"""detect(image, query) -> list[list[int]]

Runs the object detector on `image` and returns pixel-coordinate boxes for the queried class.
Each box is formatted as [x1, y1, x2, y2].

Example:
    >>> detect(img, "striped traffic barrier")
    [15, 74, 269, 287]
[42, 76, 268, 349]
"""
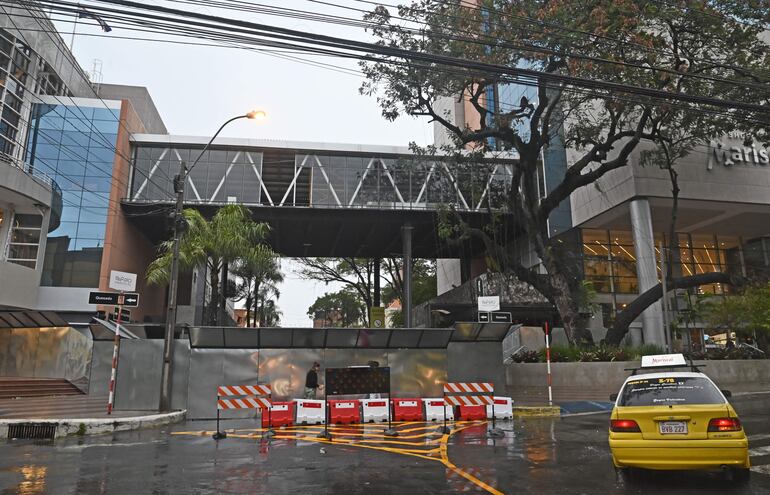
[214, 384, 272, 440]
[442, 382, 501, 436]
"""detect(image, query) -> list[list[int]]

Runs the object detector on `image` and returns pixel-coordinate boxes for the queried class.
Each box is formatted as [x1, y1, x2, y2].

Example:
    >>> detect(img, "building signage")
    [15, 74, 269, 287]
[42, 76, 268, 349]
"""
[478, 311, 512, 323]
[369, 306, 386, 328]
[109, 270, 137, 292]
[89, 291, 140, 307]
[707, 140, 770, 170]
[477, 296, 500, 312]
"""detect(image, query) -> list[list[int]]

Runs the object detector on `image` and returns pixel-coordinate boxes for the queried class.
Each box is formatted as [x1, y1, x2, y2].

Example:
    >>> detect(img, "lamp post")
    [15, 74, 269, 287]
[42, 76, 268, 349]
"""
[159, 110, 266, 412]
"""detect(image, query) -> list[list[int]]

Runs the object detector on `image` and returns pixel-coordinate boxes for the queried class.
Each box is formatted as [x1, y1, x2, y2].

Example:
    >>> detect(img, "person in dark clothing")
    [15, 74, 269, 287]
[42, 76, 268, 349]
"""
[304, 362, 321, 399]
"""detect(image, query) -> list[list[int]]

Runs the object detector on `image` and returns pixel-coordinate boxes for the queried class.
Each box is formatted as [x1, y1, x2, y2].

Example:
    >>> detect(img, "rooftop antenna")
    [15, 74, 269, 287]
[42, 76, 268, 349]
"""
[90, 59, 103, 94]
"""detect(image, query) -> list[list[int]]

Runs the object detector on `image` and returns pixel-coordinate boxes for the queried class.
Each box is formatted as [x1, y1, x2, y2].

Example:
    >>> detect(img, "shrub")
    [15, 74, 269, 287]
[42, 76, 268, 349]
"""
[512, 349, 540, 363]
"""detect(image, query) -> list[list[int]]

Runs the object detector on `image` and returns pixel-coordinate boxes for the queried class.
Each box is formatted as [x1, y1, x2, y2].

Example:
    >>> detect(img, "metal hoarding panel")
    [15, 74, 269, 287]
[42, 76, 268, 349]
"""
[323, 349, 389, 370]
[259, 328, 292, 348]
[0, 329, 11, 375]
[292, 328, 325, 348]
[189, 327, 225, 347]
[447, 342, 507, 395]
[220, 349, 261, 420]
[187, 348, 226, 419]
[258, 349, 324, 402]
[64, 327, 93, 392]
[451, 322, 482, 341]
[114, 340, 164, 411]
[356, 329, 390, 348]
[171, 340, 191, 411]
[33, 327, 69, 379]
[325, 328, 359, 348]
[8, 328, 39, 377]
[223, 328, 260, 348]
[89, 341, 115, 397]
[388, 330, 421, 348]
[387, 349, 446, 398]
[417, 329, 453, 348]
[476, 323, 514, 341]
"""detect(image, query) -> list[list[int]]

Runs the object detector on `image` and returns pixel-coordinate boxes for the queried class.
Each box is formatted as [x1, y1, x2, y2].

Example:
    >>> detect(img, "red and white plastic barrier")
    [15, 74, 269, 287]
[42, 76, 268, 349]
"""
[328, 399, 361, 424]
[262, 401, 295, 428]
[361, 399, 389, 423]
[457, 404, 487, 420]
[392, 398, 424, 421]
[423, 398, 455, 421]
[294, 399, 326, 425]
[485, 397, 513, 420]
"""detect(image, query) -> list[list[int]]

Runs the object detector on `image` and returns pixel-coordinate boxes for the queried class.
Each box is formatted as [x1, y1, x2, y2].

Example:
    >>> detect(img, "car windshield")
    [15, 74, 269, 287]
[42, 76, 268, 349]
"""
[619, 376, 725, 406]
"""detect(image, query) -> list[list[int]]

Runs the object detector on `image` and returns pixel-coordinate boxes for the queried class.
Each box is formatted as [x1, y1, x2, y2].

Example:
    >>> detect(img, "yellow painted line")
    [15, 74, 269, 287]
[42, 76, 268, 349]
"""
[438, 424, 505, 495]
[272, 434, 441, 463]
[285, 434, 441, 450]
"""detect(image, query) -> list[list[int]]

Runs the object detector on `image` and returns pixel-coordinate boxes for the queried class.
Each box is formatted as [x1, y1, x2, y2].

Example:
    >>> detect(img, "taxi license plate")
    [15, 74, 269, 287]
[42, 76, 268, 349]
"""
[659, 421, 688, 434]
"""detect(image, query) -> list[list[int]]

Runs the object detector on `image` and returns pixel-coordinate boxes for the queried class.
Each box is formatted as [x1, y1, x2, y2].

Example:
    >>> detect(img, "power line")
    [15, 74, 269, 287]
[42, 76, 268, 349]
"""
[35, 0, 768, 115]
[25, 1, 770, 131]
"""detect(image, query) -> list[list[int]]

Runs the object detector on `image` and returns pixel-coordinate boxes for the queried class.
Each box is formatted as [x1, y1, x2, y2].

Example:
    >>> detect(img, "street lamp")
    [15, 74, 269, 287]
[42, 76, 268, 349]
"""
[159, 110, 265, 412]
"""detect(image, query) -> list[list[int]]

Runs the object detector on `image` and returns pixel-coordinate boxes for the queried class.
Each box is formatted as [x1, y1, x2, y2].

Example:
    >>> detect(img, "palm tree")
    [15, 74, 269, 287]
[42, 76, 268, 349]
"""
[232, 244, 284, 327]
[146, 205, 270, 325]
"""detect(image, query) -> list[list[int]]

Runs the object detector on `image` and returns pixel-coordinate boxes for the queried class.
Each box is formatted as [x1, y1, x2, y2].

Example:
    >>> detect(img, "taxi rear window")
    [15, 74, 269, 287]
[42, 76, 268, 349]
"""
[619, 377, 725, 406]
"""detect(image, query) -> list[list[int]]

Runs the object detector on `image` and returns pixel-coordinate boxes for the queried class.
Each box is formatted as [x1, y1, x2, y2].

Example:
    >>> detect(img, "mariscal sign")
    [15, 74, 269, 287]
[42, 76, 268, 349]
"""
[707, 140, 770, 170]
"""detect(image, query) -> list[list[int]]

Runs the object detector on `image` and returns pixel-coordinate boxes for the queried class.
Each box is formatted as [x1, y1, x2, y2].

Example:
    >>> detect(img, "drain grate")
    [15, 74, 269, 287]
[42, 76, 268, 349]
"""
[7, 423, 57, 440]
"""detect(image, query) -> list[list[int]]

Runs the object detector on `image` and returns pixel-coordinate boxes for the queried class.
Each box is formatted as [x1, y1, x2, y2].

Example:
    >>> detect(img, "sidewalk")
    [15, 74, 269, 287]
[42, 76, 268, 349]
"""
[0, 395, 185, 438]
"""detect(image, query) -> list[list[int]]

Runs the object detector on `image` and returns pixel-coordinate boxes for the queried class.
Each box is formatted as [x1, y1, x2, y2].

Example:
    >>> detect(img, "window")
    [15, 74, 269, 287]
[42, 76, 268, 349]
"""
[6, 213, 42, 269]
[619, 376, 725, 407]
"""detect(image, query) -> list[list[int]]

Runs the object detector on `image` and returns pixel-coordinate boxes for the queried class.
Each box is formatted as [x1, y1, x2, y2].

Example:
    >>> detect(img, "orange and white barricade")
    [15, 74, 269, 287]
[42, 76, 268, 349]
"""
[485, 396, 513, 420]
[294, 399, 326, 425]
[215, 384, 271, 439]
[443, 382, 495, 430]
[361, 398, 389, 423]
[422, 398, 455, 421]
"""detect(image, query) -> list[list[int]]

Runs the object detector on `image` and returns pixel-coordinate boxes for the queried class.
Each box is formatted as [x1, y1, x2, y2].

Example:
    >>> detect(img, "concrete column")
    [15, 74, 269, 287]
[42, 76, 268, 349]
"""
[629, 198, 665, 346]
[402, 223, 413, 328]
[374, 258, 381, 307]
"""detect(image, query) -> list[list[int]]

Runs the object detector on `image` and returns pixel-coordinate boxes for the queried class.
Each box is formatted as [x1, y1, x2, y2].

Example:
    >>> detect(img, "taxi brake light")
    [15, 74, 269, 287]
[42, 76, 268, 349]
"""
[708, 418, 741, 432]
[610, 419, 641, 433]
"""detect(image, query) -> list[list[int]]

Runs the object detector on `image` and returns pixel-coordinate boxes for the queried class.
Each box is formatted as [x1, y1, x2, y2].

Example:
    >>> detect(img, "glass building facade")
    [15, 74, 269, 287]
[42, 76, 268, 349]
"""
[25, 98, 119, 287]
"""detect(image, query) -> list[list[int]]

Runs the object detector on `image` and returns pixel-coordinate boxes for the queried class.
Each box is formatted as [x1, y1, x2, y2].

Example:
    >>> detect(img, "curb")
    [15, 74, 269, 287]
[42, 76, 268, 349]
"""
[0, 410, 187, 439]
[511, 406, 561, 417]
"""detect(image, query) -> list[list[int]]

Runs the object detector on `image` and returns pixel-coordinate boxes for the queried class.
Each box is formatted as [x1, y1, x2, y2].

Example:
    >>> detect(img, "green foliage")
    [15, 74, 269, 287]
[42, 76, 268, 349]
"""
[76, 423, 87, 436]
[307, 287, 366, 327]
[146, 205, 272, 325]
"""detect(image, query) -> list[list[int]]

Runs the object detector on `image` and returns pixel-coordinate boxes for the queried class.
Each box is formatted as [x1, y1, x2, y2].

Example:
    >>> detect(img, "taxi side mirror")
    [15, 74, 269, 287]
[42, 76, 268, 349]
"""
[609, 393, 618, 402]
[721, 389, 732, 398]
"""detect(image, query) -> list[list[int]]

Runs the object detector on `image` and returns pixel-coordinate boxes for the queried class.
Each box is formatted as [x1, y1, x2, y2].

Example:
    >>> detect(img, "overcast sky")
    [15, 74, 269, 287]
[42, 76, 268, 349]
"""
[57, 0, 433, 326]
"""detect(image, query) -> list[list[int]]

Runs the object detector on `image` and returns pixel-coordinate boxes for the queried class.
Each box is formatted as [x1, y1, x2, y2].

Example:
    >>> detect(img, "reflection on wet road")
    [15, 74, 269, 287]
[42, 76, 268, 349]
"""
[0, 395, 769, 494]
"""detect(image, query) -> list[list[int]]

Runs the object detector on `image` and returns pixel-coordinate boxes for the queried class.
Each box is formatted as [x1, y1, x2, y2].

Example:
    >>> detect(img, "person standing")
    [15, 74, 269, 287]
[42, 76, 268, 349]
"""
[304, 362, 321, 399]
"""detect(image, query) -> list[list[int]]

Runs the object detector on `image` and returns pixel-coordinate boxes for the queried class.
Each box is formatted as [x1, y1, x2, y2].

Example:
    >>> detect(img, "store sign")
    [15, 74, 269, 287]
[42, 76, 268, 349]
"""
[707, 140, 770, 170]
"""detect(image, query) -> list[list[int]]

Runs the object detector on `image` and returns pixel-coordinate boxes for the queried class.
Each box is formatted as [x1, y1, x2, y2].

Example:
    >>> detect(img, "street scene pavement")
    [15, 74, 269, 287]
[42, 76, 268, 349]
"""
[0, 394, 768, 494]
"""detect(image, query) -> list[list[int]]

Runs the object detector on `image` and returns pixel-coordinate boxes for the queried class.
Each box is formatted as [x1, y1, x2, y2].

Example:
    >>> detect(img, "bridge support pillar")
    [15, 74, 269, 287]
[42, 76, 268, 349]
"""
[374, 258, 381, 307]
[402, 223, 413, 328]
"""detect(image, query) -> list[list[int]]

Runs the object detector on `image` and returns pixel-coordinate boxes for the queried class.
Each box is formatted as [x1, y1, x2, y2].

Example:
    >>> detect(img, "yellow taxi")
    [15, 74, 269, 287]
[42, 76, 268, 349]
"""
[608, 353, 750, 482]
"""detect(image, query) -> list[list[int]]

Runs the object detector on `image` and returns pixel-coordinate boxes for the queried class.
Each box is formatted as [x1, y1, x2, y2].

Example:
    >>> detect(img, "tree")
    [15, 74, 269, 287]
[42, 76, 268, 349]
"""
[699, 283, 770, 351]
[146, 205, 270, 325]
[307, 288, 367, 327]
[297, 258, 378, 326]
[361, 1, 769, 344]
[297, 257, 437, 327]
[232, 244, 284, 327]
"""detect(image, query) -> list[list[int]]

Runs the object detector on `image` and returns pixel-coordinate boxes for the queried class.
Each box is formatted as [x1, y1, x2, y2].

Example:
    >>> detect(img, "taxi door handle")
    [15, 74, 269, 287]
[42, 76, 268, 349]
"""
[653, 416, 691, 421]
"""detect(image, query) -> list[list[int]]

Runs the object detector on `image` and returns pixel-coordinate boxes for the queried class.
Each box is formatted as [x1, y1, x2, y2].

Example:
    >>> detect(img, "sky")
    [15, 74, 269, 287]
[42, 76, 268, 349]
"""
[56, 0, 434, 326]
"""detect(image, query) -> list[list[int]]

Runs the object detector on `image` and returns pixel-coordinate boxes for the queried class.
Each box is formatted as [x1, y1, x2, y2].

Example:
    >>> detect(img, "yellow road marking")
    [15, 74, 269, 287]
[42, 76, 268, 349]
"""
[172, 420, 504, 494]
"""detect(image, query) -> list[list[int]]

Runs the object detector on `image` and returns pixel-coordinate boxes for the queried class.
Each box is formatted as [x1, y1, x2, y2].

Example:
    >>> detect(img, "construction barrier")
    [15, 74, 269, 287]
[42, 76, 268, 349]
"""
[423, 398, 455, 422]
[262, 401, 295, 428]
[328, 399, 361, 424]
[294, 399, 326, 425]
[443, 382, 496, 430]
[485, 396, 514, 420]
[214, 384, 271, 439]
[457, 404, 487, 420]
[361, 399, 390, 423]
[392, 398, 424, 421]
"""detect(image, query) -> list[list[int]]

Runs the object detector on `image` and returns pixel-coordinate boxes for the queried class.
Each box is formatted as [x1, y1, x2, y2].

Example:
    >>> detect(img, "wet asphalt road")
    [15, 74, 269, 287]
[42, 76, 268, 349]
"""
[0, 394, 769, 494]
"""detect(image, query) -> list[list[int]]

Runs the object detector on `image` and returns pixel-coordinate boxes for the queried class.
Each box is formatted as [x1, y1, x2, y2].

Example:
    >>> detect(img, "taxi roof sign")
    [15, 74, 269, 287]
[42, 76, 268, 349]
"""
[640, 353, 687, 368]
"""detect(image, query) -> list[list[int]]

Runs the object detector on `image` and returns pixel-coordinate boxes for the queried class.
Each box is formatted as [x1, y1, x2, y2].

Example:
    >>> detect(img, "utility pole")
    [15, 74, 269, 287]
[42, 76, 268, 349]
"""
[159, 161, 187, 412]
[157, 110, 264, 412]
